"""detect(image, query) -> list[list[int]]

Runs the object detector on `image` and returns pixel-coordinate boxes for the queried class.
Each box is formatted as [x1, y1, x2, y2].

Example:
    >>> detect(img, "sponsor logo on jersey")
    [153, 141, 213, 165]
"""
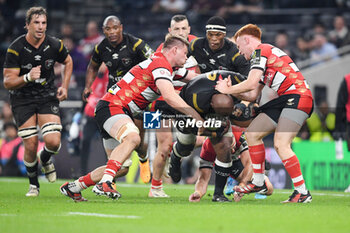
[209, 59, 216, 65]
[43, 45, 50, 52]
[119, 45, 127, 51]
[112, 53, 119, 59]
[122, 58, 132, 66]
[34, 55, 41, 61]
[21, 64, 33, 70]
[24, 47, 32, 53]
[45, 59, 54, 69]
[217, 53, 225, 58]
[251, 49, 261, 65]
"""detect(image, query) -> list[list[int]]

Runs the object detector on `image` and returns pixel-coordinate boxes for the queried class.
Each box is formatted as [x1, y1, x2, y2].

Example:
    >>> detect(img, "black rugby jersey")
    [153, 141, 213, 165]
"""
[188, 37, 250, 76]
[4, 34, 69, 100]
[180, 70, 246, 117]
[91, 33, 153, 90]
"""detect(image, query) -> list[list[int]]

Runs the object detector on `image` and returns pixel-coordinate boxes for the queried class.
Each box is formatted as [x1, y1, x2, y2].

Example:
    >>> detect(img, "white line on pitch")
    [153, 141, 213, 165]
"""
[67, 212, 141, 219]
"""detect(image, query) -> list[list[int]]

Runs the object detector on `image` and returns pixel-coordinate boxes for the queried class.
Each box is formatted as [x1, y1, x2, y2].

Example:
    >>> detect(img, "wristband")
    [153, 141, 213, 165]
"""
[23, 73, 32, 83]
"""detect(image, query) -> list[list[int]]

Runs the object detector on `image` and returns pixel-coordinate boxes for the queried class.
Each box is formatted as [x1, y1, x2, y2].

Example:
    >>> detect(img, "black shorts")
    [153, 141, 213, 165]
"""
[94, 100, 132, 140]
[257, 94, 314, 124]
[10, 97, 60, 127]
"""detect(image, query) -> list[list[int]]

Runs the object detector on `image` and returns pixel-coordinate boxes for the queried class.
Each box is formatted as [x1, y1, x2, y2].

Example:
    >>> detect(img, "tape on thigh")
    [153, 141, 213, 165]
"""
[18, 126, 38, 139]
[41, 122, 62, 136]
[115, 122, 140, 143]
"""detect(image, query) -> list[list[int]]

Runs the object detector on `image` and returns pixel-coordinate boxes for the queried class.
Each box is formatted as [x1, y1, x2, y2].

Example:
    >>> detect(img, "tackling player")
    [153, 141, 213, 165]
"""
[189, 126, 273, 202]
[216, 24, 313, 203]
[149, 14, 199, 198]
[60, 34, 203, 201]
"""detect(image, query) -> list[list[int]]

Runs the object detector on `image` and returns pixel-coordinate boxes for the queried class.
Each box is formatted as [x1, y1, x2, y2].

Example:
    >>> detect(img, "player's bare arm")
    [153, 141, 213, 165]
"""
[237, 150, 253, 185]
[216, 69, 262, 95]
[82, 60, 100, 101]
[3, 65, 41, 90]
[156, 79, 204, 123]
[189, 168, 211, 202]
[57, 54, 73, 101]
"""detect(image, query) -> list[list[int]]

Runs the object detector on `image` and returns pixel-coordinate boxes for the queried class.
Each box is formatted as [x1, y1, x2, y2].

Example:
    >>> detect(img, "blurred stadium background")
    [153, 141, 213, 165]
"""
[1, 0, 350, 191]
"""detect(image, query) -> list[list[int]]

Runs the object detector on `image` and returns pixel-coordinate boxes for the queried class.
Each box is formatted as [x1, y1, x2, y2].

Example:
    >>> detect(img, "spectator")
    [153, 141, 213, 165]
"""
[0, 122, 23, 176]
[329, 15, 350, 48]
[62, 37, 88, 90]
[190, 0, 222, 16]
[217, 0, 263, 18]
[152, 0, 187, 13]
[78, 20, 104, 60]
[310, 33, 339, 66]
[306, 100, 335, 142]
[294, 36, 311, 63]
[274, 30, 295, 59]
[60, 22, 74, 40]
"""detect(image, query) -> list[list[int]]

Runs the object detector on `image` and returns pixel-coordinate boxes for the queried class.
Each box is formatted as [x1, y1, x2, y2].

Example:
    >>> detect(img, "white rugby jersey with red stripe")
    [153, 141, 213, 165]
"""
[101, 51, 188, 115]
[251, 43, 312, 97]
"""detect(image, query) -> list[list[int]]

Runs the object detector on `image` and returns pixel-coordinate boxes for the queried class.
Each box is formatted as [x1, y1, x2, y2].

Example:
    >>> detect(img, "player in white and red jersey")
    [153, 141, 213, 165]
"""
[60, 34, 204, 201]
[189, 126, 273, 202]
[149, 15, 201, 198]
[216, 24, 313, 203]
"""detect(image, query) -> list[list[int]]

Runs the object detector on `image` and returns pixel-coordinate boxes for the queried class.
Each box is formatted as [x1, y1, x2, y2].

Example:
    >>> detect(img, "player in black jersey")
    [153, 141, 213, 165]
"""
[78, 15, 154, 185]
[169, 70, 247, 201]
[188, 16, 250, 76]
[83, 15, 153, 97]
[81, 16, 153, 183]
[3, 7, 73, 197]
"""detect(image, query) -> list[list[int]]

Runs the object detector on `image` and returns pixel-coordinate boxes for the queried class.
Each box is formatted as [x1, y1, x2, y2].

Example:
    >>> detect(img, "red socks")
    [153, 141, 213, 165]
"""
[282, 155, 305, 187]
[249, 143, 266, 174]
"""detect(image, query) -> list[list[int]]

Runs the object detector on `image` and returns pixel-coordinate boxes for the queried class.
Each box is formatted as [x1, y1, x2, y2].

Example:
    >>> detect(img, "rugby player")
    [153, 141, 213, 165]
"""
[3, 7, 73, 196]
[216, 24, 313, 203]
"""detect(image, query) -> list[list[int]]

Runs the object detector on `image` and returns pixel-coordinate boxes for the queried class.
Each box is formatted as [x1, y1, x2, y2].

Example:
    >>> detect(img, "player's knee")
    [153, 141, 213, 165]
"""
[173, 132, 196, 158]
[123, 133, 141, 148]
[273, 138, 290, 155]
[158, 141, 173, 156]
[44, 135, 61, 150]
[173, 141, 195, 158]
[116, 122, 140, 143]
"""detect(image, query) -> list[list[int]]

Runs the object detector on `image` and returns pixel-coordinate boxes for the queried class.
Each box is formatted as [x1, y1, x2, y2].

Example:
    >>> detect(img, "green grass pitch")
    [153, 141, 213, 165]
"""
[1, 177, 349, 233]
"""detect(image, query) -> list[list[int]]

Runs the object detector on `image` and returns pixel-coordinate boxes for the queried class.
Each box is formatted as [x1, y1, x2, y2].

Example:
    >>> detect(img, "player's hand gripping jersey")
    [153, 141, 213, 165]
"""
[180, 70, 246, 118]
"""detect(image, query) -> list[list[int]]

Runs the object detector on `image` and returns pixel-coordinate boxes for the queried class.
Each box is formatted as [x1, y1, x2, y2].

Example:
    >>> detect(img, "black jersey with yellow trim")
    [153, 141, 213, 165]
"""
[188, 37, 250, 76]
[179, 70, 246, 118]
[4, 34, 69, 100]
[91, 33, 153, 90]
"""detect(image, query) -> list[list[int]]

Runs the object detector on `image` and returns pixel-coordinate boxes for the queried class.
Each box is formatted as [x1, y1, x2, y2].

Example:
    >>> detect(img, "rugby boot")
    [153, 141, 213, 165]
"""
[60, 182, 87, 202]
[281, 190, 312, 203]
